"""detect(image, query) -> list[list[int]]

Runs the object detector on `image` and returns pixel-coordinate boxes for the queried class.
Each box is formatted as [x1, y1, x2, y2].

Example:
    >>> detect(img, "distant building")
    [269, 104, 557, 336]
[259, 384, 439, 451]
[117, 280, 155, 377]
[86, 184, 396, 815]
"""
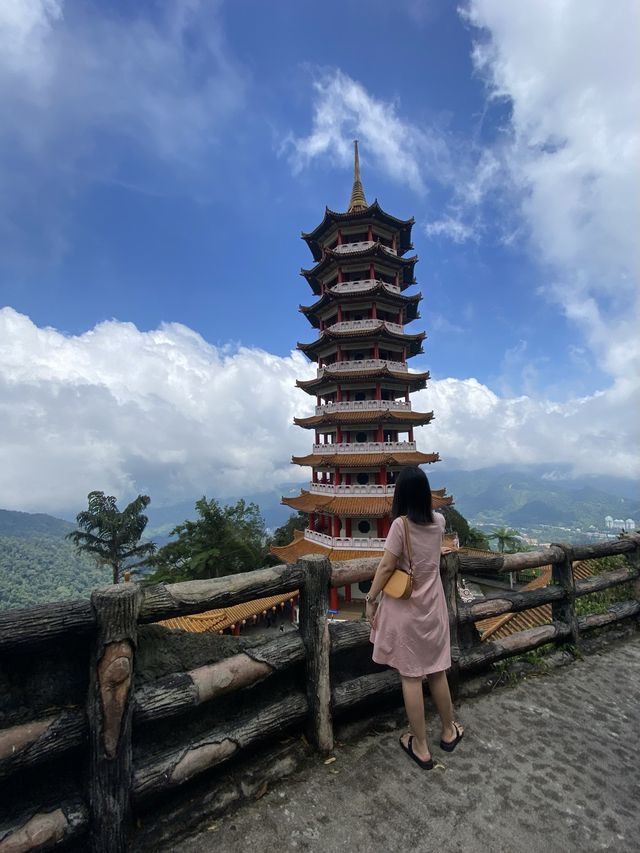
[604, 515, 614, 529]
[624, 518, 636, 531]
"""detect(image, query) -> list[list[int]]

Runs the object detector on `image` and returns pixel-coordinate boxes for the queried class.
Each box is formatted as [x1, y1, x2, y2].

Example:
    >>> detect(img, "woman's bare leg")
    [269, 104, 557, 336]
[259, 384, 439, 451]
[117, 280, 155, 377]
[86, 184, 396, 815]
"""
[400, 675, 430, 761]
[426, 670, 463, 743]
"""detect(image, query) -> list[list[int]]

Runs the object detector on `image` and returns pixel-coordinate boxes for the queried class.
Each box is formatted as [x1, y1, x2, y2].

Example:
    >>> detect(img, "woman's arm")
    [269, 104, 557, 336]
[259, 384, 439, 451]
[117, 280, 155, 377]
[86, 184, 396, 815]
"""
[365, 549, 397, 622]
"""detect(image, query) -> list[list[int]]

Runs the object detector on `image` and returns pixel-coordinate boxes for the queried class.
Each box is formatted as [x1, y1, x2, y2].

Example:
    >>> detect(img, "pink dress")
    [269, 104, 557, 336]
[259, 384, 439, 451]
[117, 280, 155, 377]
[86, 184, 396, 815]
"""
[370, 513, 451, 677]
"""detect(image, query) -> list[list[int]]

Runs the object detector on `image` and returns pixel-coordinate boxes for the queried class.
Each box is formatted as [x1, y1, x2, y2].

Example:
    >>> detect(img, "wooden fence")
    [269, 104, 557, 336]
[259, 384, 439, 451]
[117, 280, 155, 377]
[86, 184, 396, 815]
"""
[0, 534, 638, 852]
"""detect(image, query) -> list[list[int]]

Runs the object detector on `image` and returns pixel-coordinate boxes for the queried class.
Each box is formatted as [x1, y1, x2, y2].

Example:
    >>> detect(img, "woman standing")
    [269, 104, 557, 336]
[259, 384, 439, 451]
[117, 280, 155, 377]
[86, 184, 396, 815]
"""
[366, 466, 464, 769]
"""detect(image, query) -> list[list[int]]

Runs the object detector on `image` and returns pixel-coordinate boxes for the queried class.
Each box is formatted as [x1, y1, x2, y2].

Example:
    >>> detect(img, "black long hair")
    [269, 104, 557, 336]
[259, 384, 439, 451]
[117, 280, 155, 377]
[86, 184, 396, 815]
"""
[391, 466, 434, 524]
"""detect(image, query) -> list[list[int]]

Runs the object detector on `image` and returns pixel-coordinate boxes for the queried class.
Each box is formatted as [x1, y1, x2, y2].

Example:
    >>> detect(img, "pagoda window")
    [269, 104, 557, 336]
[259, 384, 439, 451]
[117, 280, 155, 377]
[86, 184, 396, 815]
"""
[354, 391, 366, 401]
[355, 431, 368, 443]
[358, 520, 371, 534]
[354, 351, 365, 360]
[381, 389, 392, 400]
[356, 473, 369, 485]
[387, 470, 397, 484]
[383, 430, 396, 442]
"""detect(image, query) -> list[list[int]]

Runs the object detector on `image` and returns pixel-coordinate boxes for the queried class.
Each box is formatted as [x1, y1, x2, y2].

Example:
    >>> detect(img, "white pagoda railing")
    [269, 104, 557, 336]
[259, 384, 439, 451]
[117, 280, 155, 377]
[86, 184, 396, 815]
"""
[312, 441, 417, 454]
[331, 279, 400, 295]
[308, 483, 396, 496]
[319, 359, 407, 374]
[329, 319, 404, 335]
[314, 400, 410, 415]
[304, 529, 386, 550]
[333, 241, 397, 256]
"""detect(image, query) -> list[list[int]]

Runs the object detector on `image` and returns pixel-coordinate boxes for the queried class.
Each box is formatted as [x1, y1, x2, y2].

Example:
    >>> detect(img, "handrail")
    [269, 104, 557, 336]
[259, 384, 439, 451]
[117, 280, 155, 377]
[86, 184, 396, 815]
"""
[1, 534, 638, 851]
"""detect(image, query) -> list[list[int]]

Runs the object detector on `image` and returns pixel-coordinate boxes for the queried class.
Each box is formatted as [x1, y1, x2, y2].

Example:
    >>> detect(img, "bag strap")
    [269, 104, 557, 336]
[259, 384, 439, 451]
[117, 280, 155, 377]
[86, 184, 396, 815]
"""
[402, 516, 414, 578]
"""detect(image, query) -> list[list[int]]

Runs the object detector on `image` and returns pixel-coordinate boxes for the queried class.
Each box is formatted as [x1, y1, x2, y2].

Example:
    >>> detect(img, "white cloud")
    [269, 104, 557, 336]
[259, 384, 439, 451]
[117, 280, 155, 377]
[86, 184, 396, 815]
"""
[287, 69, 451, 194]
[0, 309, 637, 517]
[424, 216, 476, 244]
[416, 376, 639, 480]
[464, 0, 640, 380]
[0, 0, 246, 267]
[0, 308, 315, 515]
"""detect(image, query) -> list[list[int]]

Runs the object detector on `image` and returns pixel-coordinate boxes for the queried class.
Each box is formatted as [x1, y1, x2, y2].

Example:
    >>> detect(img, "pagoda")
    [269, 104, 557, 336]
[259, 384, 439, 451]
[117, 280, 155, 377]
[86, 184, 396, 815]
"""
[271, 142, 452, 565]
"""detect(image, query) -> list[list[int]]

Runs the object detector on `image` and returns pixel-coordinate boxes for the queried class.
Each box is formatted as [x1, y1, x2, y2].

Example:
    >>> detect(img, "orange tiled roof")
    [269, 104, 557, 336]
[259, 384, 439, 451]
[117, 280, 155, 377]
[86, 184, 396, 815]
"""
[293, 409, 434, 428]
[282, 491, 392, 516]
[270, 536, 383, 563]
[291, 451, 440, 467]
[271, 527, 461, 563]
[476, 560, 596, 641]
[159, 590, 298, 634]
[296, 367, 429, 393]
[282, 489, 452, 516]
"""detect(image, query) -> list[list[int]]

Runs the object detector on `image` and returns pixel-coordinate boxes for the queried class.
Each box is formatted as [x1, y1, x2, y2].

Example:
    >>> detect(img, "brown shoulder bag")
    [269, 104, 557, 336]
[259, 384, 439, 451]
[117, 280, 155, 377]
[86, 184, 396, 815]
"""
[383, 516, 414, 600]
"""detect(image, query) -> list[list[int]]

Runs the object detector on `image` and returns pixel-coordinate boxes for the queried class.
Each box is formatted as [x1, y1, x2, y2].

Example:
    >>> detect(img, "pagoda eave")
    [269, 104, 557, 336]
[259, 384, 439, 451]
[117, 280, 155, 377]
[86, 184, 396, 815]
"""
[270, 533, 384, 564]
[301, 201, 415, 261]
[293, 410, 435, 428]
[282, 489, 452, 517]
[291, 451, 440, 467]
[301, 245, 418, 292]
[296, 366, 430, 394]
[299, 285, 422, 323]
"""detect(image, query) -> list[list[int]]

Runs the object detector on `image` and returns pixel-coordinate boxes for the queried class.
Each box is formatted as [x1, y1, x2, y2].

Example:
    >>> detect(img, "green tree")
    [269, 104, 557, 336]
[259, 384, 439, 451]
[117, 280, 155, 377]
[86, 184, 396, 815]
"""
[271, 512, 308, 547]
[439, 506, 490, 549]
[146, 497, 269, 583]
[465, 527, 491, 549]
[488, 527, 523, 553]
[67, 491, 156, 584]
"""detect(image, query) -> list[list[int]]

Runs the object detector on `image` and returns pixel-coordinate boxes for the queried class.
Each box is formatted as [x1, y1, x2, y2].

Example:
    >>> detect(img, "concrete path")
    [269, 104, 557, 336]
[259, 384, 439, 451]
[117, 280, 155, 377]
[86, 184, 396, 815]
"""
[171, 634, 640, 853]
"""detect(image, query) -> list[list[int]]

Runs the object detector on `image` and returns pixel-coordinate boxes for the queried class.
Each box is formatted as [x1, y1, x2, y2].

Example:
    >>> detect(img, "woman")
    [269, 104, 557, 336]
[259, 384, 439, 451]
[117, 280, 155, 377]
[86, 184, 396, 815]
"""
[366, 466, 464, 769]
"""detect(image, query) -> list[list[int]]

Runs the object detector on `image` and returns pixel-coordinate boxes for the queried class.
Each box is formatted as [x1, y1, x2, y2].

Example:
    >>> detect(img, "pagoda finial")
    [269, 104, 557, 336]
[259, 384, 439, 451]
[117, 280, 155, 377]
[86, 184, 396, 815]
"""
[348, 140, 368, 212]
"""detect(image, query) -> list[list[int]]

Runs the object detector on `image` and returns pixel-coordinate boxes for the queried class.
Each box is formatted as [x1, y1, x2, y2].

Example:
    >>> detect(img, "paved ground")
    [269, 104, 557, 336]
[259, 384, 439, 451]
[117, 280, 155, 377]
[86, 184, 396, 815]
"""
[166, 634, 640, 853]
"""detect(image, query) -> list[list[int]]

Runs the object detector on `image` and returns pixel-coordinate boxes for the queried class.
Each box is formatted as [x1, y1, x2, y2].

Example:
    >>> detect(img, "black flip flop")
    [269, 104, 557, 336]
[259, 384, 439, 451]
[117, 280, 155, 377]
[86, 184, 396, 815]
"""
[399, 735, 434, 770]
[440, 722, 464, 753]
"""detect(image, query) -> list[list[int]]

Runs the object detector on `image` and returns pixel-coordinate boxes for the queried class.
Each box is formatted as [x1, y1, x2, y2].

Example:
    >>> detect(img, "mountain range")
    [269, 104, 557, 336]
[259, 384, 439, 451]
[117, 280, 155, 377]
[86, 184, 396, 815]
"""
[1, 464, 637, 609]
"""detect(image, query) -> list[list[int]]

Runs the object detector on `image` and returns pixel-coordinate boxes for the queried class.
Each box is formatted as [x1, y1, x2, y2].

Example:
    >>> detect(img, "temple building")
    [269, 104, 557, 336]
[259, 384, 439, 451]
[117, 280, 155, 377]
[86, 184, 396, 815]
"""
[271, 142, 452, 568]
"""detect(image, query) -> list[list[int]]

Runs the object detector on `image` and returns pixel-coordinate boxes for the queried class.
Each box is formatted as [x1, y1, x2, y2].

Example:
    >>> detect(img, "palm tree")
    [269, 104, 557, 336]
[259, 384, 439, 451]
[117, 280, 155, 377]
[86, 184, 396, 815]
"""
[488, 527, 522, 553]
[67, 491, 156, 584]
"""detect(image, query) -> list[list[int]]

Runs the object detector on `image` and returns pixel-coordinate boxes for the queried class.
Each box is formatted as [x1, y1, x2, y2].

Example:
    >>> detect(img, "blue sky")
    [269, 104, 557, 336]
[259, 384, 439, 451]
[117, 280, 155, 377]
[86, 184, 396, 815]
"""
[0, 0, 638, 515]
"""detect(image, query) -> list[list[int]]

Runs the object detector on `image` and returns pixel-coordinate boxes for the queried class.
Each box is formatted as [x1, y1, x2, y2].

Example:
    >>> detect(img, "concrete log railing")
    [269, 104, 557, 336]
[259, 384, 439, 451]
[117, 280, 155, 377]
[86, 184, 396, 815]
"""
[1, 535, 638, 852]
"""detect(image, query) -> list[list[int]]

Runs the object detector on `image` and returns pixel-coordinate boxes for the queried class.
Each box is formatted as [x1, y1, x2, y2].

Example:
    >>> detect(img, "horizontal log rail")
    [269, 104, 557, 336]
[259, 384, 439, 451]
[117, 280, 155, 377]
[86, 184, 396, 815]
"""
[0, 533, 638, 852]
[132, 692, 308, 802]
[134, 632, 305, 724]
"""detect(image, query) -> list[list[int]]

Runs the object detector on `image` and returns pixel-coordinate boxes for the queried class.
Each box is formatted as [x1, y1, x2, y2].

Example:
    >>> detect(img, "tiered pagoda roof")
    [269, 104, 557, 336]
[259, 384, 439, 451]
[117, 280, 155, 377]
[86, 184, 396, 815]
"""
[291, 450, 440, 467]
[272, 142, 453, 565]
[297, 323, 425, 360]
[301, 244, 417, 294]
[282, 487, 452, 517]
[293, 409, 434, 428]
[300, 283, 421, 327]
[296, 365, 430, 394]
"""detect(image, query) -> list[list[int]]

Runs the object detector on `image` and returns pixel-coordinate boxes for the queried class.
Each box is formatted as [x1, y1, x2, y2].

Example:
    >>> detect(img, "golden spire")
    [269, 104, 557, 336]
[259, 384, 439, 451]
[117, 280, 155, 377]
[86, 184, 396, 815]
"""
[348, 140, 368, 212]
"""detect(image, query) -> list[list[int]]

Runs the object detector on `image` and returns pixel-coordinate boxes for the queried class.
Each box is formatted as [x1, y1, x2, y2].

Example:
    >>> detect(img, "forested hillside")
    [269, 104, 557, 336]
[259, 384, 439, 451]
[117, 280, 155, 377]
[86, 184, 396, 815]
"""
[0, 510, 113, 609]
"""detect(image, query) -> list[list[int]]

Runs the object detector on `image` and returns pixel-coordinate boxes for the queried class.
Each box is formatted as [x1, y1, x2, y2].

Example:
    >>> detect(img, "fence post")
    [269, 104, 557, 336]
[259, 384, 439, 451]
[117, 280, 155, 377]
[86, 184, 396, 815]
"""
[550, 543, 579, 648]
[297, 555, 333, 755]
[441, 552, 464, 697]
[87, 583, 142, 853]
[624, 533, 640, 605]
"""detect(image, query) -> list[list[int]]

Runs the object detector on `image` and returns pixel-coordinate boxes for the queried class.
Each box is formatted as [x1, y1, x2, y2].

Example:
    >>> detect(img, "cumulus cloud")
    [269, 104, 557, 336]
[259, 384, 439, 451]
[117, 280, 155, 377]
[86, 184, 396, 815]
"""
[416, 377, 639, 480]
[0, 308, 315, 515]
[0, 0, 246, 267]
[0, 309, 637, 517]
[464, 0, 640, 380]
[286, 69, 451, 193]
